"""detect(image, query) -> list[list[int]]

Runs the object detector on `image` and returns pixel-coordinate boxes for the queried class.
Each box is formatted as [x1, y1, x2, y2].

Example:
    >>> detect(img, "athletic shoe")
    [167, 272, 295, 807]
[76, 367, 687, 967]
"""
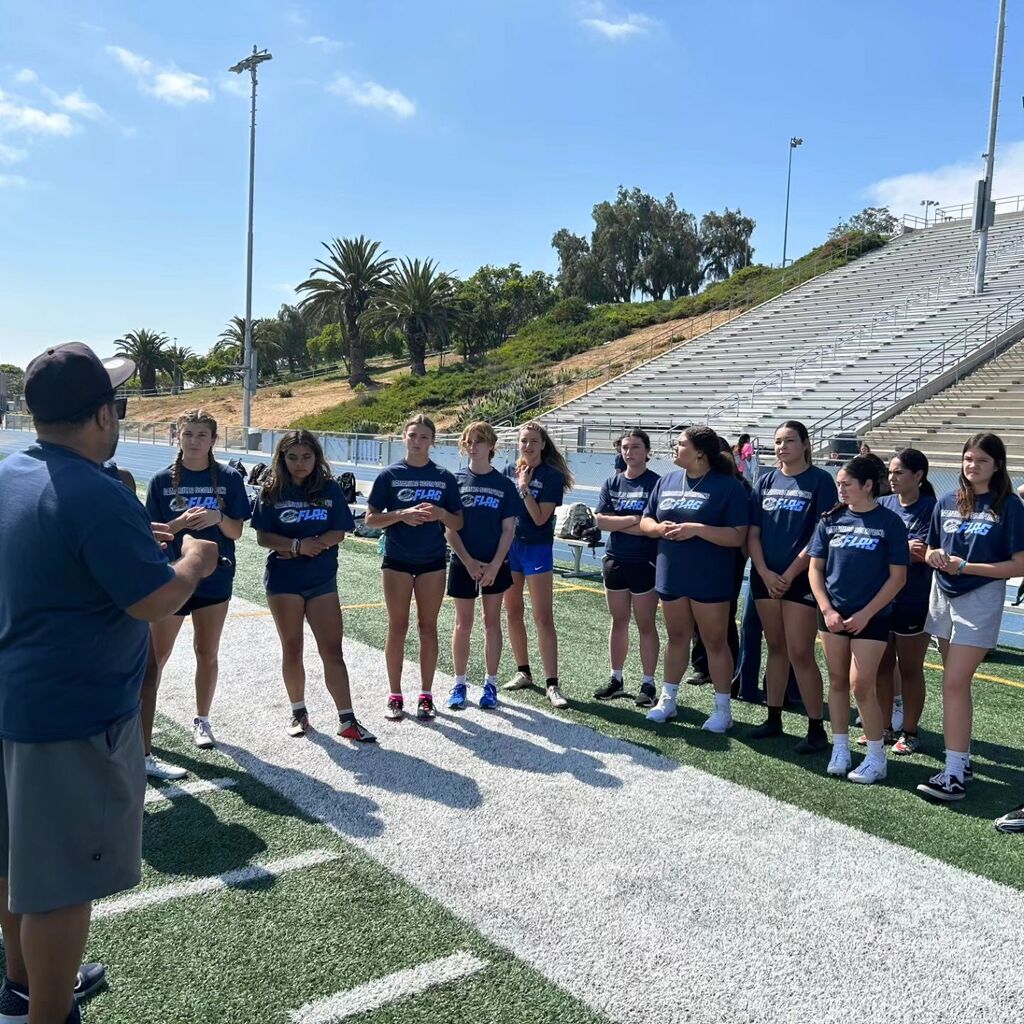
[417, 694, 436, 720]
[479, 682, 498, 710]
[546, 684, 569, 709]
[338, 717, 377, 743]
[686, 672, 711, 687]
[145, 754, 187, 780]
[74, 964, 107, 1001]
[385, 695, 404, 720]
[192, 717, 215, 749]
[749, 717, 783, 740]
[891, 697, 905, 733]
[0, 979, 28, 1023]
[964, 760, 974, 782]
[856, 729, 896, 747]
[288, 710, 310, 738]
[916, 771, 966, 802]
[994, 803, 1024, 834]
[892, 732, 920, 756]
[646, 694, 677, 723]
[503, 671, 533, 691]
[847, 758, 887, 785]
[794, 730, 829, 755]
[446, 683, 468, 710]
[827, 747, 852, 777]
[593, 676, 628, 701]
[635, 682, 657, 708]
[702, 706, 733, 734]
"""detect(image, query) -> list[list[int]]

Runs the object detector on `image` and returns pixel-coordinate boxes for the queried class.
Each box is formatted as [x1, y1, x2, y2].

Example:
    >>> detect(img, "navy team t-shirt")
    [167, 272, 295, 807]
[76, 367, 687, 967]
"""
[880, 493, 936, 609]
[502, 462, 565, 545]
[251, 479, 355, 593]
[597, 469, 660, 563]
[0, 443, 174, 742]
[368, 460, 462, 564]
[751, 466, 837, 574]
[808, 505, 909, 614]
[146, 462, 251, 602]
[643, 469, 750, 602]
[453, 468, 521, 562]
[927, 490, 1024, 597]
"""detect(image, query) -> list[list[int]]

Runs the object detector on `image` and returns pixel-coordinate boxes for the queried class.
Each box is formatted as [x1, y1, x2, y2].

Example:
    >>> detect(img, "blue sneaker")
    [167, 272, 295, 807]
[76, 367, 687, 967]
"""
[479, 681, 498, 709]
[447, 683, 468, 710]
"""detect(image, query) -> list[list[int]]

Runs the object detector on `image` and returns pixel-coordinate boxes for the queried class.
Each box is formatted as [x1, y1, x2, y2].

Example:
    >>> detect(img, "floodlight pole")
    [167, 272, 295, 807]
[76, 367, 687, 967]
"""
[782, 136, 803, 269]
[229, 45, 272, 447]
[975, 0, 1007, 296]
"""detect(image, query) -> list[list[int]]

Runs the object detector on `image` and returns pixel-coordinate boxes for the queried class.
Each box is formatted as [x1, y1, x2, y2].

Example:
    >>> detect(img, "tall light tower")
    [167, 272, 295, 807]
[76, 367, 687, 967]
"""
[975, 0, 1007, 296]
[229, 45, 272, 447]
[782, 136, 803, 267]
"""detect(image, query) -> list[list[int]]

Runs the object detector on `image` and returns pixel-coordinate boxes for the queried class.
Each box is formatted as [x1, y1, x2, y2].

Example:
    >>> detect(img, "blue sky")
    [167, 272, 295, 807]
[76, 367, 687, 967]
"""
[0, 0, 1021, 368]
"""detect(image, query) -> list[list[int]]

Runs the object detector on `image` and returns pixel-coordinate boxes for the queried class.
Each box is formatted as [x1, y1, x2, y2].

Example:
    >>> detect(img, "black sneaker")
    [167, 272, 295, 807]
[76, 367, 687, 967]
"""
[0, 962, 105, 1021]
[686, 672, 711, 687]
[0, 979, 29, 1021]
[916, 771, 966, 802]
[593, 676, 628, 701]
[635, 682, 657, 708]
[964, 760, 974, 782]
[416, 694, 436, 720]
[74, 963, 107, 1001]
[995, 803, 1024, 834]
[749, 717, 783, 740]
[794, 730, 830, 755]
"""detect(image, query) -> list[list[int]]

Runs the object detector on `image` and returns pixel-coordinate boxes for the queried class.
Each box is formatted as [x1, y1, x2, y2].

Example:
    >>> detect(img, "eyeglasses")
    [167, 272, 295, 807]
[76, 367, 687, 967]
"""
[114, 398, 128, 420]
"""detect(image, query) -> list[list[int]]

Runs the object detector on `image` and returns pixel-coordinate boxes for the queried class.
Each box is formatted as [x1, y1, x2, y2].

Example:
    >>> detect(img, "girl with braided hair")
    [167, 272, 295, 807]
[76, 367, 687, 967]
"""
[144, 410, 250, 757]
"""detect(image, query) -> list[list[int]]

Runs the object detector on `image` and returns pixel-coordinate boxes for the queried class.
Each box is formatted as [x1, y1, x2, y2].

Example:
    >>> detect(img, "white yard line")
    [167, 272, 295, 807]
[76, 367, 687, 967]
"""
[144, 776, 237, 804]
[95, 850, 339, 920]
[162, 597, 1024, 1024]
[290, 950, 487, 1023]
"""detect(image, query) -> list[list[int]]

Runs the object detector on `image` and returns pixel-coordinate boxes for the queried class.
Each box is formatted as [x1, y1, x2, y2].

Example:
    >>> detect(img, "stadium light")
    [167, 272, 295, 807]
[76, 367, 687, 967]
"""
[782, 136, 803, 268]
[229, 45, 273, 449]
[975, 0, 1006, 296]
[920, 199, 939, 228]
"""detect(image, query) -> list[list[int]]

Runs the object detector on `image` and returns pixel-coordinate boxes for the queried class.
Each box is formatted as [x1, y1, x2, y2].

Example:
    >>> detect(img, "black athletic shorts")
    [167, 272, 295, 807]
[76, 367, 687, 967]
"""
[381, 555, 447, 577]
[816, 608, 892, 643]
[889, 602, 929, 637]
[749, 569, 815, 606]
[447, 556, 513, 599]
[175, 594, 229, 617]
[602, 556, 656, 595]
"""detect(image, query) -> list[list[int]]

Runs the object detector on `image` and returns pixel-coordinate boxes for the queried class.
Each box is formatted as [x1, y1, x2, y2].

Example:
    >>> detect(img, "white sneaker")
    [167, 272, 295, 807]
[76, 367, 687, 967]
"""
[848, 758, 887, 785]
[193, 717, 216, 749]
[827, 746, 852, 776]
[891, 698, 905, 733]
[145, 755, 187, 781]
[546, 684, 569, 709]
[702, 706, 733, 733]
[503, 671, 533, 691]
[646, 695, 677, 723]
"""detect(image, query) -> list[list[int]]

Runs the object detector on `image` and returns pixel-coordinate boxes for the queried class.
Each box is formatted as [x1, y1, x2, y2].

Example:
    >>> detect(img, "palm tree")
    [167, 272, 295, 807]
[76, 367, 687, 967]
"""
[371, 258, 464, 376]
[115, 329, 170, 393]
[296, 236, 394, 386]
[164, 343, 194, 394]
[214, 317, 282, 379]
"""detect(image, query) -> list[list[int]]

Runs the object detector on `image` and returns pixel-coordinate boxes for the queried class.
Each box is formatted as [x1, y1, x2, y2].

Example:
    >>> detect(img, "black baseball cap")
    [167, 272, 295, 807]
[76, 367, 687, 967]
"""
[24, 342, 136, 423]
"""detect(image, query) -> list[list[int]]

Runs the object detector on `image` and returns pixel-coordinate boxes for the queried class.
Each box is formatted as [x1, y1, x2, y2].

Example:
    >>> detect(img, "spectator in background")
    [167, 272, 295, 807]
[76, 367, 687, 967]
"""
[735, 433, 754, 481]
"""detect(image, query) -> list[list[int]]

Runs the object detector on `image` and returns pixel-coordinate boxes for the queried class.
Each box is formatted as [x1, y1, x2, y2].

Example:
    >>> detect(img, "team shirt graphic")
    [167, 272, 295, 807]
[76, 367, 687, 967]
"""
[453, 468, 521, 563]
[597, 469, 660, 563]
[751, 466, 837, 574]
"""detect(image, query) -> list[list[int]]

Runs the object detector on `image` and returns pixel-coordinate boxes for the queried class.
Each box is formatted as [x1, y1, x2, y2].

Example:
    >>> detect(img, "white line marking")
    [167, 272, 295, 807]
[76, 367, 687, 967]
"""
[290, 950, 487, 1023]
[94, 850, 339, 920]
[144, 777, 237, 804]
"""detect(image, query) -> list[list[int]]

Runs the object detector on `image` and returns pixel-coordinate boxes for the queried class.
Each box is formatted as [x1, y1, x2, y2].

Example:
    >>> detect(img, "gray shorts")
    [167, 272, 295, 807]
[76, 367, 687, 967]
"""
[926, 578, 1005, 650]
[0, 713, 146, 914]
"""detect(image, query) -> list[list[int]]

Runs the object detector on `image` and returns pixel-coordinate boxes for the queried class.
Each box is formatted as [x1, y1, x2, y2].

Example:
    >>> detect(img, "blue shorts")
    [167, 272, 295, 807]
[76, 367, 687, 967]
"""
[508, 540, 554, 576]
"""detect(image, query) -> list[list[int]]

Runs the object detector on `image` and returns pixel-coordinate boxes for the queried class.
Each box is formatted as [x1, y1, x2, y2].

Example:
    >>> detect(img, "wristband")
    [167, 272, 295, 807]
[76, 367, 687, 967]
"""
[519, 487, 531, 499]
[291, 538, 301, 556]
[957, 559, 968, 576]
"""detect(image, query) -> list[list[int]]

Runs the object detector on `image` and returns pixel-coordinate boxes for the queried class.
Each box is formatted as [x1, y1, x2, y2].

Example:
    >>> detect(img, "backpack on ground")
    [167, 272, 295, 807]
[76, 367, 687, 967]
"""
[339, 471, 357, 505]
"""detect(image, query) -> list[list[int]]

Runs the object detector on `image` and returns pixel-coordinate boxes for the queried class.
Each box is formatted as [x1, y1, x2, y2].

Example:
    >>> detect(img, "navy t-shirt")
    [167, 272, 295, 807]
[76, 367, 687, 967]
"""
[251, 479, 355, 593]
[643, 470, 750, 602]
[880, 493, 936, 609]
[808, 505, 909, 614]
[0, 443, 174, 742]
[145, 462, 251, 601]
[751, 466, 838, 574]
[597, 469, 660, 563]
[368, 460, 462, 564]
[502, 462, 565, 545]
[452, 468, 521, 562]
[927, 490, 1024, 596]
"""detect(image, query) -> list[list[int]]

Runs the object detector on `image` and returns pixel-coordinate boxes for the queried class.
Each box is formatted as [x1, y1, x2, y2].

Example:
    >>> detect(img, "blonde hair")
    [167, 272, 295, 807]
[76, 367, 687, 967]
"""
[519, 421, 574, 492]
[404, 412, 436, 439]
[459, 421, 497, 460]
[172, 408, 222, 510]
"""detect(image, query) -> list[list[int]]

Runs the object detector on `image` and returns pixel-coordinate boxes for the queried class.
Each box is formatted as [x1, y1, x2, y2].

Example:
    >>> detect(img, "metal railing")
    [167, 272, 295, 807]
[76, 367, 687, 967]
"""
[900, 192, 1024, 230]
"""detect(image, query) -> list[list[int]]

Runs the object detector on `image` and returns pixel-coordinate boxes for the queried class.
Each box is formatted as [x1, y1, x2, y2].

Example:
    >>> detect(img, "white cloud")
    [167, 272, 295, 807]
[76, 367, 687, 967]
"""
[0, 173, 28, 188]
[328, 74, 415, 118]
[0, 141, 27, 164]
[107, 45, 210, 104]
[583, 13, 654, 39]
[0, 90, 75, 136]
[867, 141, 1024, 216]
[306, 34, 345, 51]
[50, 89, 105, 120]
[14, 68, 38, 85]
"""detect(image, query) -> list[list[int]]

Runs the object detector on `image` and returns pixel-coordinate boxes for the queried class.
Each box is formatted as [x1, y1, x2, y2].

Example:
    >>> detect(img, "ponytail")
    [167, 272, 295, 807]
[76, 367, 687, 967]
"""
[894, 447, 935, 499]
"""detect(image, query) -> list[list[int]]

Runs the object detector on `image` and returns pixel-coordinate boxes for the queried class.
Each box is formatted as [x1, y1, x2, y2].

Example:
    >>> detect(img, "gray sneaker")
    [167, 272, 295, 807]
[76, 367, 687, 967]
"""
[145, 755, 187, 781]
[504, 670, 534, 691]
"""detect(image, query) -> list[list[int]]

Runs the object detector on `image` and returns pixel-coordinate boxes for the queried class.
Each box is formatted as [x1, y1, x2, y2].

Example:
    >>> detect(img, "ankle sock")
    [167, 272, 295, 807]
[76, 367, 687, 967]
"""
[866, 738, 885, 761]
[517, 663, 532, 677]
[485, 674, 498, 686]
[338, 709, 354, 722]
[545, 677, 558, 688]
[808, 716, 826, 735]
[641, 674, 655, 686]
[455, 674, 467, 687]
[419, 691, 432, 701]
[290, 701, 306, 713]
[662, 683, 679, 701]
[611, 668, 623, 682]
[833, 733, 850, 752]
[766, 705, 783, 727]
[946, 748, 968, 780]
[713, 692, 731, 712]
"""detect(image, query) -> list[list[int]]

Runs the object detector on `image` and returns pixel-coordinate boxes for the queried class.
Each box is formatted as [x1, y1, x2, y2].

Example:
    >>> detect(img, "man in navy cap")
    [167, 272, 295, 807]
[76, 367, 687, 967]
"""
[0, 343, 219, 1024]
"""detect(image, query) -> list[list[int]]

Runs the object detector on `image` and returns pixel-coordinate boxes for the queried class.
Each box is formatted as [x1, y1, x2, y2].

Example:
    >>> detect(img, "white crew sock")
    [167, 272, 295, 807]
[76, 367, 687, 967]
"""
[713, 692, 731, 712]
[641, 674, 655, 686]
[833, 733, 850, 752]
[290, 701, 306, 712]
[866, 738, 885, 762]
[661, 683, 679, 702]
[611, 668, 624, 682]
[485, 674, 498, 687]
[946, 749, 968, 781]
[455, 674, 467, 687]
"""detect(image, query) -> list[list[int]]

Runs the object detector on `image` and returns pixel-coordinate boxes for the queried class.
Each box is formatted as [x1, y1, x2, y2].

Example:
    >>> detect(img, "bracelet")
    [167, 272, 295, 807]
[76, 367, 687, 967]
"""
[519, 487, 531, 499]
[291, 538, 301, 556]
[957, 559, 968, 576]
